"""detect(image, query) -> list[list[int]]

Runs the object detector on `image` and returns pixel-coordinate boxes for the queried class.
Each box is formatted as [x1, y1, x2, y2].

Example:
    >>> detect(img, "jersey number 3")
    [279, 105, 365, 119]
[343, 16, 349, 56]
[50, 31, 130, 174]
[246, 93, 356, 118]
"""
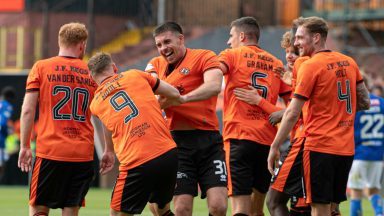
[110, 91, 139, 123]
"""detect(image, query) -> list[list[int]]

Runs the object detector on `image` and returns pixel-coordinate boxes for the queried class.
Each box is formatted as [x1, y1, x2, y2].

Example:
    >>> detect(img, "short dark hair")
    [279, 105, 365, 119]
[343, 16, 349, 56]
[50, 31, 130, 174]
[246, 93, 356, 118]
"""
[87, 52, 113, 77]
[1, 86, 15, 101]
[293, 16, 328, 40]
[153, 21, 183, 37]
[230, 16, 260, 42]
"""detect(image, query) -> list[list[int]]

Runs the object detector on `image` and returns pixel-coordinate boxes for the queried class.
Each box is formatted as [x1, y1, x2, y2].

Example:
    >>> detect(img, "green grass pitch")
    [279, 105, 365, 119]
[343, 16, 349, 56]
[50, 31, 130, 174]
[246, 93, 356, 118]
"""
[0, 186, 374, 215]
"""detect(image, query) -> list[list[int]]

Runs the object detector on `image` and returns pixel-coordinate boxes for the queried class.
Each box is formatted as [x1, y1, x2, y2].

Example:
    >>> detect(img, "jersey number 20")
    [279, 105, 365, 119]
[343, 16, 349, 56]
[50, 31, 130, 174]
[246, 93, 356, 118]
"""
[52, 85, 89, 122]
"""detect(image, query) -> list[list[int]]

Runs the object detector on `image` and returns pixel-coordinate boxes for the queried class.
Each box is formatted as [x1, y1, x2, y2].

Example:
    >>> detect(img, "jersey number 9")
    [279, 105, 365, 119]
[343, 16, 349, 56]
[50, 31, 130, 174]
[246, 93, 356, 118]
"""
[109, 91, 139, 124]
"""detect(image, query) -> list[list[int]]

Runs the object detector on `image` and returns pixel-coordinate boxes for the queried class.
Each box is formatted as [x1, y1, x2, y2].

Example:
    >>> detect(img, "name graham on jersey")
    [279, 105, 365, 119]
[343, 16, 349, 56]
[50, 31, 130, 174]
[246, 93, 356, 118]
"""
[246, 61, 274, 71]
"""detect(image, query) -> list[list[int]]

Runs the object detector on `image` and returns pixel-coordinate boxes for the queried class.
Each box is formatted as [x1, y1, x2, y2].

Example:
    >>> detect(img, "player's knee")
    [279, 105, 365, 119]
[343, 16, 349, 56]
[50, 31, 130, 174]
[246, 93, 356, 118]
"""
[266, 195, 275, 211]
[174, 204, 192, 216]
[110, 208, 120, 216]
[208, 202, 227, 216]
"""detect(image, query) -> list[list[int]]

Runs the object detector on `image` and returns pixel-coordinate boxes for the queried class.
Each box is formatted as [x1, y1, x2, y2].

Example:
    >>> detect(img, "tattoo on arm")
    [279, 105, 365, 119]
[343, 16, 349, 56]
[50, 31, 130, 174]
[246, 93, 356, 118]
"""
[356, 82, 370, 111]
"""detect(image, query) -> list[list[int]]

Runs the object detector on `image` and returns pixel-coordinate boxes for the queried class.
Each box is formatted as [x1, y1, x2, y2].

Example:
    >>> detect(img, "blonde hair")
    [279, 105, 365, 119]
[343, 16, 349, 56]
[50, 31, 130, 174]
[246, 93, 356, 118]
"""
[88, 52, 112, 77]
[281, 31, 299, 55]
[281, 31, 292, 49]
[58, 22, 88, 47]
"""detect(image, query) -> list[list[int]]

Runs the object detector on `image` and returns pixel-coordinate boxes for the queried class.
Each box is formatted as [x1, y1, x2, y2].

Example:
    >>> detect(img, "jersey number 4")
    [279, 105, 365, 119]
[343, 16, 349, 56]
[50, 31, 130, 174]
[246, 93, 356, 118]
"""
[251, 72, 268, 99]
[337, 80, 352, 114]
[52, 86, 89, 122]
[110, 91, 139, 124]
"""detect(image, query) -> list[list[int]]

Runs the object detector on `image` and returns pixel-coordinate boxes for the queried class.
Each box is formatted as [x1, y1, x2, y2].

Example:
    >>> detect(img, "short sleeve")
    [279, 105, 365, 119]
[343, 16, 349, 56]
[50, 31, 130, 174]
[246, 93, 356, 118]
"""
[200, 50, 220, 74]
[138, 70, 160, 91]
[218, 49, 235, 74]
[26, 62, 41, 92]
[145, 58, 159, 75]
[294, 62, 318, 100]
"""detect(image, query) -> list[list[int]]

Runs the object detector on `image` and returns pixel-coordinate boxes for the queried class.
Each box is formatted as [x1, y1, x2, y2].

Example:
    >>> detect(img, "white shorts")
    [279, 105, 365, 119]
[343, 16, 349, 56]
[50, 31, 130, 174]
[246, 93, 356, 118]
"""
[348, 160, 383, 190]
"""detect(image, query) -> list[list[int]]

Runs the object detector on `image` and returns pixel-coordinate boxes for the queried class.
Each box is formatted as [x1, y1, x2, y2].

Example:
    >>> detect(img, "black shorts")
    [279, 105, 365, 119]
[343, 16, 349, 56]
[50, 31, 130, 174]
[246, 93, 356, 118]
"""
[171, 130, 227, 199]
[29, 157, 94, 209]
[227, 139, 271, 195]
[271, 137, 306, 197]
[303, 150, 353, 204]
[110, 148, 178, 214]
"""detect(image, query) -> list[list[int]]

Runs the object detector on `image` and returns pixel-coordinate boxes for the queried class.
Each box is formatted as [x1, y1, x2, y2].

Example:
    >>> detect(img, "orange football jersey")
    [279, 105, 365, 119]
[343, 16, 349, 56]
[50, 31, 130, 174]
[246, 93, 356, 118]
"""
[26, 56, 96, 162]
[294, 51, 363, 155]
[90, 70, 176, 171]
[146, 48, 220, 131]
[219, 45, 291, 145]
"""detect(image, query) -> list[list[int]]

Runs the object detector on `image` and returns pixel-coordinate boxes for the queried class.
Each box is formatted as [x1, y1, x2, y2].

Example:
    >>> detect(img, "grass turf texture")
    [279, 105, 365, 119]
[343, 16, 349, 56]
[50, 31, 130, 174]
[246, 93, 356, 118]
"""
[0, 186, 374, 215]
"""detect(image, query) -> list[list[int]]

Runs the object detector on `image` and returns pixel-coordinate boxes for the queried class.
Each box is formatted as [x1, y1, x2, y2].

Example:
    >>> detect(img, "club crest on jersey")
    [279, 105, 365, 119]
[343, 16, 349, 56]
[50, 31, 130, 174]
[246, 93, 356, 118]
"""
[179, 67, 190, 75]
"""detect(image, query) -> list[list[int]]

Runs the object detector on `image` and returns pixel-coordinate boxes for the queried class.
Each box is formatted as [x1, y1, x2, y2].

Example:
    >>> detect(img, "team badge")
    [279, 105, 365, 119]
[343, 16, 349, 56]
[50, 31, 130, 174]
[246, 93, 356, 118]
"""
[179, 67, 190, 75]
[145, 63, 154, 71]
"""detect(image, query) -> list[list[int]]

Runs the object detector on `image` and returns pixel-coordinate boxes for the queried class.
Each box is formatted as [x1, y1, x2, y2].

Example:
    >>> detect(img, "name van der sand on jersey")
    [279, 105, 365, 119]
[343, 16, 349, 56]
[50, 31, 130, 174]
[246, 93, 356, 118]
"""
[47, 65, 97, 87]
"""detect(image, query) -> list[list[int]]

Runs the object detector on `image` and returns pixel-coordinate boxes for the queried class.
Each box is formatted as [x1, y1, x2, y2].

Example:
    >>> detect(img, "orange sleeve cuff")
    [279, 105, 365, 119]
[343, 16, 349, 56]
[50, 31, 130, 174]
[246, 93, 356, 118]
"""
[258, 98, 283, 115]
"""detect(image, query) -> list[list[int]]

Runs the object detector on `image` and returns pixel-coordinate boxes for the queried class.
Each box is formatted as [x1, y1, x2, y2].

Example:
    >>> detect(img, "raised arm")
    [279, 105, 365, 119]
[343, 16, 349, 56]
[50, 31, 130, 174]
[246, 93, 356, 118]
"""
[155, 79, 184, 109]
[155, 79, 181, 100]
[181, 68, 223, 103]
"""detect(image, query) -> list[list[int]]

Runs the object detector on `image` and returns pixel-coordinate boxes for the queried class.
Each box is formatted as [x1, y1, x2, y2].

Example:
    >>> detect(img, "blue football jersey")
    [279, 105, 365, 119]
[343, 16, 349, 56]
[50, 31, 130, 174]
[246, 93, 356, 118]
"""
[0, 99, 13, 148]
[354, 94, 384, 161]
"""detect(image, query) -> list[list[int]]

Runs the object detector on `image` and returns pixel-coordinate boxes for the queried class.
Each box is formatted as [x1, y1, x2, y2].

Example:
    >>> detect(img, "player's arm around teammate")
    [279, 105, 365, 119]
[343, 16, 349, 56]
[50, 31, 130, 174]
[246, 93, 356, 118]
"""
[219, 16, 292, 216]
[146, 22, 227, 216]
